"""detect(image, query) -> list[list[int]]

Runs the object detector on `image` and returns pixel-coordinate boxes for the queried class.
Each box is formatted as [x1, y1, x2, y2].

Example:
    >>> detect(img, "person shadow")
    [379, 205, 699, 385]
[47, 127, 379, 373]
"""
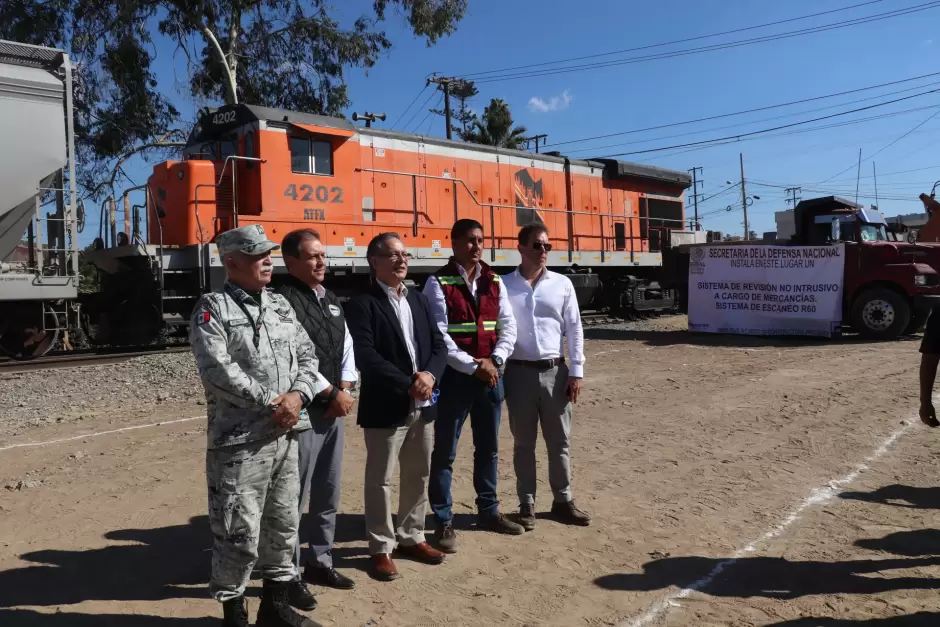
[0, 609, 218, 627]
[839, 484, 940, 510]
[594, 554, 940, 599]
[0, 516, 211, 608]
[855, 528, 940, 557]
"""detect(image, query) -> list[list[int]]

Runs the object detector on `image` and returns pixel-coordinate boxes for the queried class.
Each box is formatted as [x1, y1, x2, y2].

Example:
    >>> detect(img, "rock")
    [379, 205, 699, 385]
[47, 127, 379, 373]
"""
[14, 479, 42, 490]
[70, 451, 86, 460]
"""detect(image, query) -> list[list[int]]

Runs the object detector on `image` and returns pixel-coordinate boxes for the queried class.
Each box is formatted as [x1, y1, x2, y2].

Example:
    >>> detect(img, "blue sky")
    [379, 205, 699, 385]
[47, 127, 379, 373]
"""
[118, 0, 940, 241]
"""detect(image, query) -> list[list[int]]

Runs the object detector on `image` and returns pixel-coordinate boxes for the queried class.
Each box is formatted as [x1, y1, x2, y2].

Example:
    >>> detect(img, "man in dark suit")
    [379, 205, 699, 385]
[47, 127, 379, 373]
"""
[345, 232, 448, 581]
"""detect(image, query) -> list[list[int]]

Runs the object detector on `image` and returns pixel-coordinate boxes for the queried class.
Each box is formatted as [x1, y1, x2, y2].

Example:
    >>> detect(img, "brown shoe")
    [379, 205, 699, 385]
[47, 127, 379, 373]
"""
[370, 554, 401, 581]
[550, 500, 592, 526]
[396, 541, 446, 565]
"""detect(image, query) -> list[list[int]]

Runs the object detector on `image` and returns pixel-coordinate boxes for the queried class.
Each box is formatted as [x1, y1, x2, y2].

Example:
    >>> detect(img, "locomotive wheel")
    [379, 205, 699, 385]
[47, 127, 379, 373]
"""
[0, 303, 60, 360]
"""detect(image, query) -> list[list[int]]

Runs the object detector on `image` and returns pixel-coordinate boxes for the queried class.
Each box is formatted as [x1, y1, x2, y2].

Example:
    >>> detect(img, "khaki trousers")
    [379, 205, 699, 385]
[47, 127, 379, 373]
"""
[363, 410, 434, 555]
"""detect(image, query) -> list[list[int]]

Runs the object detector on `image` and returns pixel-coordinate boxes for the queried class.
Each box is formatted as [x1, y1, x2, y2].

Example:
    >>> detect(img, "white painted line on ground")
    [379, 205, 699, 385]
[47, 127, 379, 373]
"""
[0, 416, 202, 454]
[619, 417, 916, 627]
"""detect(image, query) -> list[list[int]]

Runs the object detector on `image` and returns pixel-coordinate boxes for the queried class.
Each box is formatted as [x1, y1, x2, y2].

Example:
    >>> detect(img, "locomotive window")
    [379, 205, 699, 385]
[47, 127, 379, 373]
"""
[244, 132, 254, 158]
[290, 136, 333, 176]
[218, 135, 237, 160]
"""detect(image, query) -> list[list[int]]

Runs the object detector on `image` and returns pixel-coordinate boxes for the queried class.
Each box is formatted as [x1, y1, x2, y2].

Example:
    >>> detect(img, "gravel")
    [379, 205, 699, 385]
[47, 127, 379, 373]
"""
[0, 314, 691, 438]
[0, 352, 203, 436]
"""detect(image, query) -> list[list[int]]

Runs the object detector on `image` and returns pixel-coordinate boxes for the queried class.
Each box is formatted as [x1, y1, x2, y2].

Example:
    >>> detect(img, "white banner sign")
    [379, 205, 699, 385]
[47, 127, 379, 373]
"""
[687, 244, 845, 337]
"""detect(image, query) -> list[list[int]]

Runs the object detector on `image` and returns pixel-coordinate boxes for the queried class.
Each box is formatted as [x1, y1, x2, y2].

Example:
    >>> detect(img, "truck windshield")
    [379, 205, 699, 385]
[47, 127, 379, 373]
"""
[859, 223, 888, 242]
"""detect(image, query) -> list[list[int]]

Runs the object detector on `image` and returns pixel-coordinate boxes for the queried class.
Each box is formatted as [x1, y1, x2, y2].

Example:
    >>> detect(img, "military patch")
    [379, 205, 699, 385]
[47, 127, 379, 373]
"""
[328, 304, 341, 317]
[197, 310, 211, 325]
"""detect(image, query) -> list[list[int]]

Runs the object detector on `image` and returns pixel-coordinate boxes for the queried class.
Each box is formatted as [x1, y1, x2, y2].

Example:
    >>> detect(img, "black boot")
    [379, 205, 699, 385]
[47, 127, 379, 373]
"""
[256, 579, 322, 627]
[285, 577, 317, 611]
[222, 596, 249, 627]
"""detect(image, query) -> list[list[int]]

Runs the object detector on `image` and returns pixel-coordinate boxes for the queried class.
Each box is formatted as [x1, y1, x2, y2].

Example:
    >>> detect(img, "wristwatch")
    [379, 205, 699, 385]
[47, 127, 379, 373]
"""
[326, 386, 340, 402]
[489, 354, 504, 369]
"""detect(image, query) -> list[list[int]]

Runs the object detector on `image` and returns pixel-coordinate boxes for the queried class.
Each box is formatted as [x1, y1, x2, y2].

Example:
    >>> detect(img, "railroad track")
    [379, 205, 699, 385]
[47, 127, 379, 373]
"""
[0, 345, 191, 374]
[580, 311, 675, 326]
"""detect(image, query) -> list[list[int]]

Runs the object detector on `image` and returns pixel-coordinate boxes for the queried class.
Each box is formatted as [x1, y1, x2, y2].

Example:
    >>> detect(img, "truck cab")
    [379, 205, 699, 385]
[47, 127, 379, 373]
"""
[784, 196, 940, 338]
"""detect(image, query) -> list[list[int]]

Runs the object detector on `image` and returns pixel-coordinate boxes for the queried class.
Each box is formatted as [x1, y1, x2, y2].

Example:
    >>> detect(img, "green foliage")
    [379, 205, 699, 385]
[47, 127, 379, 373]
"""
[78, 244, 100, 294]
[430, 78, 478, 135]
[0, 0, 467, 197]
[459, 98, 528, 149]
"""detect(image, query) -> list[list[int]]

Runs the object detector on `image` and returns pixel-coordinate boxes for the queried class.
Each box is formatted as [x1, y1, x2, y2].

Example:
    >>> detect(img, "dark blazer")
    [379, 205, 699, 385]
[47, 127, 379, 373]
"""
[345, 281, 447, 428]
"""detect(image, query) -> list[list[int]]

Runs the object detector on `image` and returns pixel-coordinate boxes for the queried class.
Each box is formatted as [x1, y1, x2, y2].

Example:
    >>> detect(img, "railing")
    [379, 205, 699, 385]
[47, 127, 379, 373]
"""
[355, 168, 687, 263]
[24, 184, 79, 284]
[193, 155, 266, 243]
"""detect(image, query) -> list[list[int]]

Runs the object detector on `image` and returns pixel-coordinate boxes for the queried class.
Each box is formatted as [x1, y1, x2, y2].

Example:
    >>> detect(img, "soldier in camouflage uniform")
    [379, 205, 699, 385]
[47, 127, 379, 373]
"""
[191, 224, 333, 627]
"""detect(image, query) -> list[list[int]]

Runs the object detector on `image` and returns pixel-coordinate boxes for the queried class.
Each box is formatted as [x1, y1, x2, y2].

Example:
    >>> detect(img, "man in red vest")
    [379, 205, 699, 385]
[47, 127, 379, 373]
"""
[423, 219, 524, 553]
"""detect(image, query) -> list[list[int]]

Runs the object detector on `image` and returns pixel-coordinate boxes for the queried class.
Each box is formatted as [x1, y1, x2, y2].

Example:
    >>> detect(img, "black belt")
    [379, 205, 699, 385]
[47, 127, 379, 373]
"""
[507, 358, 564, 370]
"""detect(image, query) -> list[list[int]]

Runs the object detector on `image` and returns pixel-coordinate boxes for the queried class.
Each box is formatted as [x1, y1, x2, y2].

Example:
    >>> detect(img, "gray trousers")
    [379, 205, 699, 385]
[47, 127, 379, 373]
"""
[363, 410, 433, 555]
[504, 362, 574, 506]
[295, 415, 344, 572]
[206, 432, 300, 602]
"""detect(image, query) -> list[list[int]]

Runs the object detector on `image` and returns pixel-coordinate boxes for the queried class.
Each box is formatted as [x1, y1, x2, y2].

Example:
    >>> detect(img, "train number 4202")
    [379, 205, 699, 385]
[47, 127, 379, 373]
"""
[284, 184, 343, 203]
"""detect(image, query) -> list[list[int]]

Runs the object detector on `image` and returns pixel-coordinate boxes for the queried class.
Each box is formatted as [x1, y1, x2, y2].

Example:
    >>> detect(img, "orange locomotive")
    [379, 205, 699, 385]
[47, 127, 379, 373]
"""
[88, 103, 692, 344]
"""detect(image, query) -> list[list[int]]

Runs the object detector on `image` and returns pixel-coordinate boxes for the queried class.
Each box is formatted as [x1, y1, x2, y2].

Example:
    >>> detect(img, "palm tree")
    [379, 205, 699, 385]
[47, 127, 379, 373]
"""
[459, 98, 528, 149]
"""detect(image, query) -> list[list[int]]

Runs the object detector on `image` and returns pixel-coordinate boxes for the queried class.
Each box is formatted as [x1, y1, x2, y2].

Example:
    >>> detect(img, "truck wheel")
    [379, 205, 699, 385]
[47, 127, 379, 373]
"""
[850, 288, 911, 340]
[905, 308, 931, 335]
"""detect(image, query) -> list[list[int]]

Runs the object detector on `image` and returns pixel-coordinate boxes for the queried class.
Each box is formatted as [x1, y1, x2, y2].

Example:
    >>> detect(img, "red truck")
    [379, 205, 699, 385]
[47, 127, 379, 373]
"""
[667, 195, 940, 340]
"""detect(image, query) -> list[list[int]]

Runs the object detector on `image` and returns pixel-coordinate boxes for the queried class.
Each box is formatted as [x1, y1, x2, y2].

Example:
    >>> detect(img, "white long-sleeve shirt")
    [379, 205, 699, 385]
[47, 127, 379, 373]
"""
[422, 263, 517, 375]
[501, 268, 585, 378]
[312, 284, 358, 384]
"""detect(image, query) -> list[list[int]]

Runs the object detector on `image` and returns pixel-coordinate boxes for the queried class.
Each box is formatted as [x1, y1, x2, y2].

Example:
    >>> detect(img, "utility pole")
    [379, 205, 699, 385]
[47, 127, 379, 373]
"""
[785, 186, 802, 208]
[524, 134, 548, 153]
[427, 76, 455, 139]
[739, 152, 749, 240]
[855, 147, 863, 205]
[687, 166, 703, 230]
[873, 161, 879, 209]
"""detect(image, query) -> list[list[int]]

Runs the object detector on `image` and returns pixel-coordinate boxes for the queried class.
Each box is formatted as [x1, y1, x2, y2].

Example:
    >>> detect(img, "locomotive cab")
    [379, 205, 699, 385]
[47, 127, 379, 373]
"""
[148, 104, 358, 249]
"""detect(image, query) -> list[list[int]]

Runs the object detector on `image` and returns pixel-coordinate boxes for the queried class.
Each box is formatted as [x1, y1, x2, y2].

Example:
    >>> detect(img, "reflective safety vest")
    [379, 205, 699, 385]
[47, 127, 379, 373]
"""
[435, 259, 501, 359]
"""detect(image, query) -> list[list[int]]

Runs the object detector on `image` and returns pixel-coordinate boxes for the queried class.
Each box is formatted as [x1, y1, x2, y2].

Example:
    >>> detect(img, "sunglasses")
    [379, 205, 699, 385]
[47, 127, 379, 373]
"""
[532, 241, 552, 252]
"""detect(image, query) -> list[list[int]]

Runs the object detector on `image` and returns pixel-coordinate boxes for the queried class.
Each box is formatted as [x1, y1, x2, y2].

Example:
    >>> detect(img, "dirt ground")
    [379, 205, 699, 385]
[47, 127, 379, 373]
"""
[3, 317, 940, 626]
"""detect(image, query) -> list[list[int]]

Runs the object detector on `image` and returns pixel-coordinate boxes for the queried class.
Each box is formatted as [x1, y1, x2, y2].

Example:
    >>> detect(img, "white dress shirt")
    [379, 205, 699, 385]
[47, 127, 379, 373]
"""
[312, 284, 358, 384]
[422, 262, 517, 375]
[502, 268, 585, 378]
[377, 279, 431, 408]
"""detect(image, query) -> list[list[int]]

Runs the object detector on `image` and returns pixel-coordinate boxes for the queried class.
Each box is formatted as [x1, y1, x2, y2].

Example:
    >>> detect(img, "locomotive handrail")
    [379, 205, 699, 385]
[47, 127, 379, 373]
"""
[193, 156, 267, 244]
[354, 167, 688, 223]
[355, 167, 687, 262]
[122, 183, 165, 320]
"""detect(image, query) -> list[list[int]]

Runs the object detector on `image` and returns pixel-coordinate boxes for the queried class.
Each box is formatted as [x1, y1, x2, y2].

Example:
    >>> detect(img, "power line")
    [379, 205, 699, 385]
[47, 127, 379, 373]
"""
[390, 83, 430, 130]
[597, 87, 940, 158]
[458, 0, 886, 80]
[414, 93, 444, 135]
[565, 79, 940, 155]
[545, 70, 940, 148]
[816, 108, 940, 183]
[401, 88, 438, 134]
[467, 2, 940, 84]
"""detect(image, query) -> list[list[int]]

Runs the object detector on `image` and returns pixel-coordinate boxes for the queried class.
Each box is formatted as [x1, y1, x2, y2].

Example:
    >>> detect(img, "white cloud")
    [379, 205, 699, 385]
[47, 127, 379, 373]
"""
[528, 90, 572, 113]
[923, 39, 934, 48]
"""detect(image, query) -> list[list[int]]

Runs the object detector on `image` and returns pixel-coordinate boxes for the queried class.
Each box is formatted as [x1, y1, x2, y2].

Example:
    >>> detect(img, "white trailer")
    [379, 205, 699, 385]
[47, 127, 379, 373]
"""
[0, 40, 81, 358]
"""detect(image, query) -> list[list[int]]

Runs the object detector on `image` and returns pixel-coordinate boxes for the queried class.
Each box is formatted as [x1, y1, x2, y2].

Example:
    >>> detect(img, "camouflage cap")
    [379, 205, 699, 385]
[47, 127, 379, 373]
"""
[216, 225, 279, 256]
